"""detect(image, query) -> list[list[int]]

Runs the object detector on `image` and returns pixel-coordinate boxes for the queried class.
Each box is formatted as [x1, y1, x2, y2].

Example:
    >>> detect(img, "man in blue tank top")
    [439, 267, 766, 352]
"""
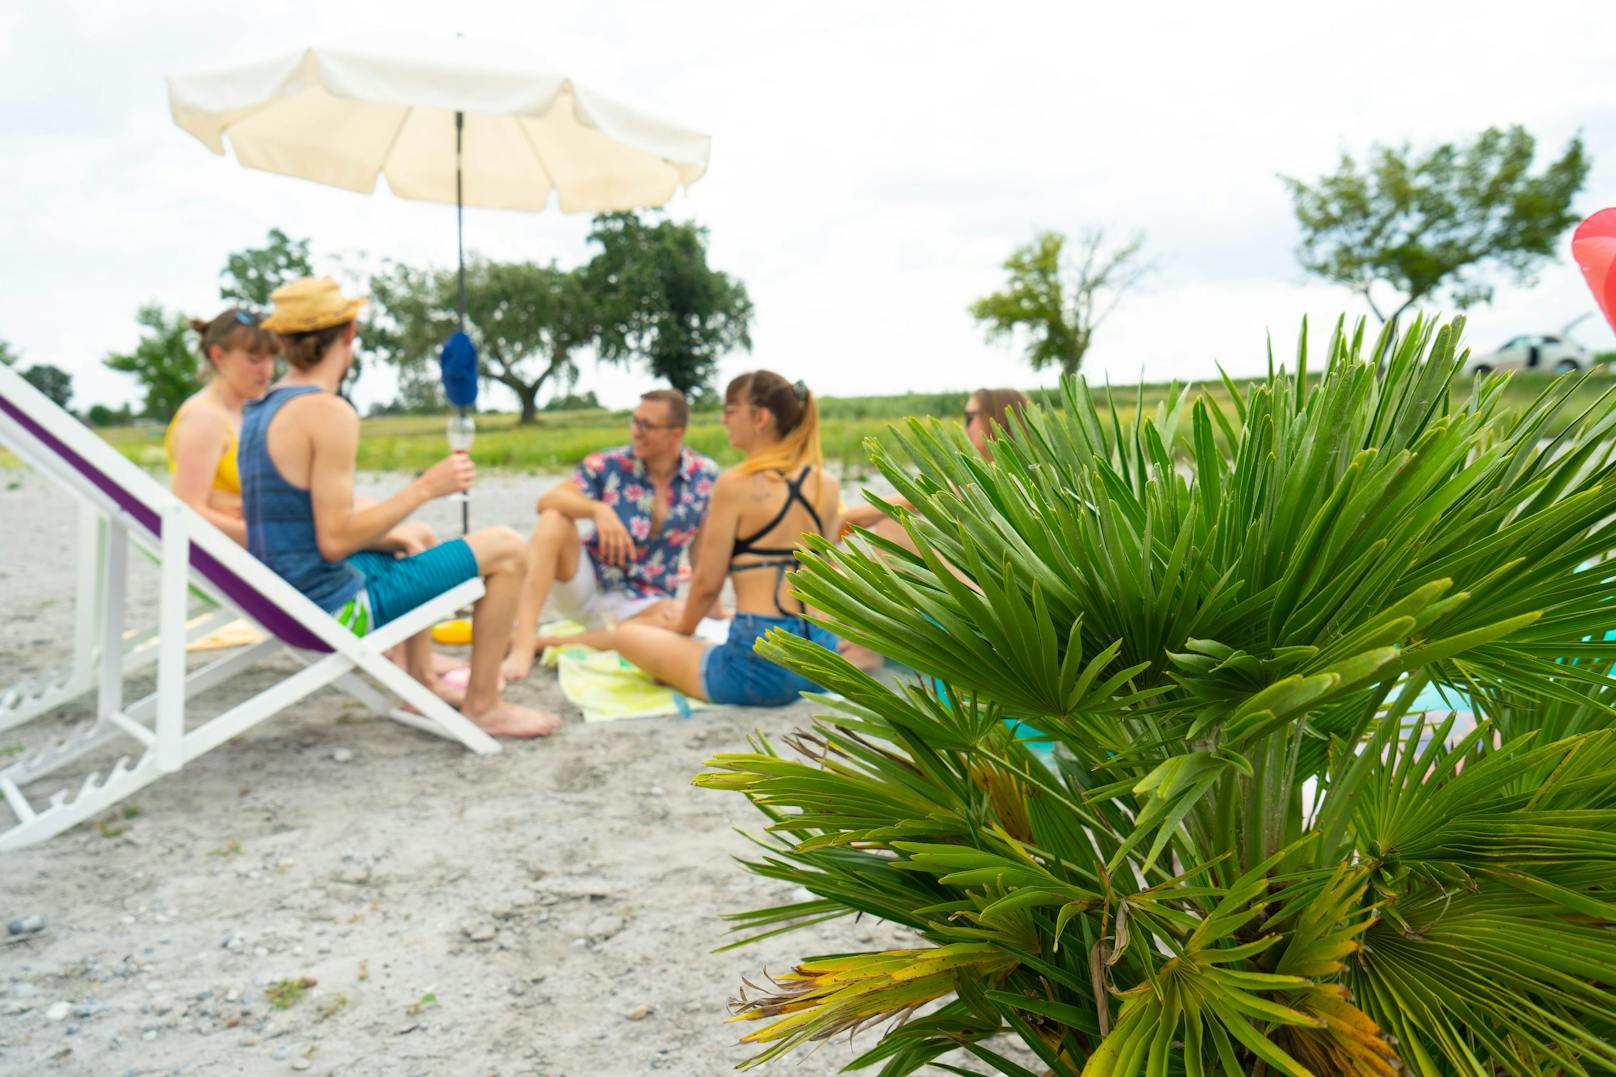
[242, 277, 558, 737]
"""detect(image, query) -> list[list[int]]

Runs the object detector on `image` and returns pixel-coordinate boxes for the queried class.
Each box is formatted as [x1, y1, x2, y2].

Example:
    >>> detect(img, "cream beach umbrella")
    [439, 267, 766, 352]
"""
[166, 36, 711, 326]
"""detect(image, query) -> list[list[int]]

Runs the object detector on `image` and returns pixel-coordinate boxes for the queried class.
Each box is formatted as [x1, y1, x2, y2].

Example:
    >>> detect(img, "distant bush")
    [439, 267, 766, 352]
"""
[543, 390, 603, 411]
[86, 403, 135, 427]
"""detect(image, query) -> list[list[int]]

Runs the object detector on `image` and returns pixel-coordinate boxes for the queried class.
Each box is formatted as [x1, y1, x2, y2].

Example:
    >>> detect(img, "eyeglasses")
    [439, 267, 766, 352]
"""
[630, 417, 680, 433]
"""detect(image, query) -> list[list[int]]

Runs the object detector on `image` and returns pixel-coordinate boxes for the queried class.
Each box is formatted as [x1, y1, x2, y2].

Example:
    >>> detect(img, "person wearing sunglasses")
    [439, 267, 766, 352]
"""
[162, 308, 280, 545]
[500, 389, 720, 683]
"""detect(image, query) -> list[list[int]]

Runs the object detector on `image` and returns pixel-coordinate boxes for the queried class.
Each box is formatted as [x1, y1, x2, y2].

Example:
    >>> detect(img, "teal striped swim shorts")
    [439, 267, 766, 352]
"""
[344, 538, 480, 631]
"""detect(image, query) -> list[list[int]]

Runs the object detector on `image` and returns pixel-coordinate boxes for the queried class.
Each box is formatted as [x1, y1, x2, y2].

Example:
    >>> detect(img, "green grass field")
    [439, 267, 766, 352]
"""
[7, 374, 1613, 477]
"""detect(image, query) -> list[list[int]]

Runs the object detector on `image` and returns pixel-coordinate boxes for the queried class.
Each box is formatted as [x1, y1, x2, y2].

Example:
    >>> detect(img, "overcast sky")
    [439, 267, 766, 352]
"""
[3, 0, 1614, 413]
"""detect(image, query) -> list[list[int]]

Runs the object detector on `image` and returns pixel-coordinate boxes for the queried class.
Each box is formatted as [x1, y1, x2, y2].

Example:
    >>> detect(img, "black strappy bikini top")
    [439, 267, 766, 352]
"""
[730, 466, 824, 615]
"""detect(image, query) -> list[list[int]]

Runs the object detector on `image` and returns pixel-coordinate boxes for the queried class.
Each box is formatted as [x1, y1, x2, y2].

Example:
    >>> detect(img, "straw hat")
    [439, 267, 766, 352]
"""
[260, 277, 367, 333]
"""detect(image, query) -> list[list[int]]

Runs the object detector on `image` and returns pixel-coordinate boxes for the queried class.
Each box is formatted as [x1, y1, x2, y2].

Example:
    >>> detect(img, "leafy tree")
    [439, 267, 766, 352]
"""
[0, 339, 19, 368]
[970, 228, 1150, 378]
[586, 212, 754, 396]
[368, 258, 595, 424]
[104, 305, 202, 421]
[220, 228, 315, 308]
[701, 316, 1616, 1072]
[21, 364, 72, 408]
[1283, 125, 1589, 323]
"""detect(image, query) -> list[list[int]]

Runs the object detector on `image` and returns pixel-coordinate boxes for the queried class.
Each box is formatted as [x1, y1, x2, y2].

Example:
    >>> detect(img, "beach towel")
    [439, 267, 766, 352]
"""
[541, 618, 731, 723]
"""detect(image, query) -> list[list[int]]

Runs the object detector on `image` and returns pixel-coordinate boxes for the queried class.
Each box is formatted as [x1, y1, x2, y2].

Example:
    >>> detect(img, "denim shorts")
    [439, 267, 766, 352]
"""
[700, 613, 838, 706]
[345, 539, 480, 628]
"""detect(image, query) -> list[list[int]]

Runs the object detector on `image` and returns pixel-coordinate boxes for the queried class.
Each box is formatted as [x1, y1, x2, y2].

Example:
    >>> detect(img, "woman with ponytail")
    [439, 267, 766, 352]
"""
[163, 309, 279, 545]
[531, 370, 842, 706]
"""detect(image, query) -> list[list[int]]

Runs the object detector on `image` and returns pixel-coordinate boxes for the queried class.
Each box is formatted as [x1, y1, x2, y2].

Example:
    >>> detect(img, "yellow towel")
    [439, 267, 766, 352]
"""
[540, 619, 711, 723]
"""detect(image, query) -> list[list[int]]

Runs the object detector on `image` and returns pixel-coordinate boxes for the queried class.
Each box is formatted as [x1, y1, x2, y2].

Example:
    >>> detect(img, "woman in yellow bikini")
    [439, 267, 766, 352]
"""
[166, 308, 439, 557]
[164, 309, 278, 545]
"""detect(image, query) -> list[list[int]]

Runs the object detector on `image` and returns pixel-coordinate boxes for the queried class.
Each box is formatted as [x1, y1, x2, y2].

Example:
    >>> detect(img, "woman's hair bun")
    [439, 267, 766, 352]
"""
[187, 317, 210, 334]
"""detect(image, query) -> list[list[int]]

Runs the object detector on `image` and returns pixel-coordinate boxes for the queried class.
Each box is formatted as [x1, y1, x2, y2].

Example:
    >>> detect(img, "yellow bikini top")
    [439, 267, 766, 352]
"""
[163, 405, 241, 496]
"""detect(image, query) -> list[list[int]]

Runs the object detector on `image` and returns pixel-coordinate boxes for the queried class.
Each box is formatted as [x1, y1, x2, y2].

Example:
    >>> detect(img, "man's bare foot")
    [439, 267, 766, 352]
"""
[500, 647, 537, 682]
[464, 700, 562, 737]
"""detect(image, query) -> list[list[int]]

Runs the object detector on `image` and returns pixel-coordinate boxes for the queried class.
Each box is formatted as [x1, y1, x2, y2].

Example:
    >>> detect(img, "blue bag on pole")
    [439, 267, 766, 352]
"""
[440, 331, 479, 407]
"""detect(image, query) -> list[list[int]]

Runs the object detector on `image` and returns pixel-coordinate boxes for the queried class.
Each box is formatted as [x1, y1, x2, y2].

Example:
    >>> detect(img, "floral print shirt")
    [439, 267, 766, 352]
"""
[571, 445, 720, 599]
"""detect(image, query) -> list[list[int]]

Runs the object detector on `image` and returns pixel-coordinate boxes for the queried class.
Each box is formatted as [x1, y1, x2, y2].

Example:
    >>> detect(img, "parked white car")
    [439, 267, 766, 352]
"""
[1464, 333, 1593, 376]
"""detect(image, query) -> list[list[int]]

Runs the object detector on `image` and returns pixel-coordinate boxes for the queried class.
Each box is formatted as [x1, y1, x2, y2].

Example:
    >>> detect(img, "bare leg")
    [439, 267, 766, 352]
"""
[460, 527, 561, 736]
[611, 623, 709, 700]
[528, 599, 681, 655]
[403, 629, 464, 707]
[502, 509, 583, 681]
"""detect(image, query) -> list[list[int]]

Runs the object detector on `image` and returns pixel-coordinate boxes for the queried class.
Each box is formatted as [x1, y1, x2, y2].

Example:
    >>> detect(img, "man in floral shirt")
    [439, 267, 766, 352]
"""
[501, 389, 721, 680]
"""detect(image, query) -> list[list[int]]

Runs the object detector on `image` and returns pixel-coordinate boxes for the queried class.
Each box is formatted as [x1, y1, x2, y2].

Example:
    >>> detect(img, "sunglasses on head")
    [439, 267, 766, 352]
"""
[232, 310, 260, 326]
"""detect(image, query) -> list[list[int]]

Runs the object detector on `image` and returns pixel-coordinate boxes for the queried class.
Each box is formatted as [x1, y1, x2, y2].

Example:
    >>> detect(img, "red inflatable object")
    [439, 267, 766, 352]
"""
[1573, 208, 1616, 335]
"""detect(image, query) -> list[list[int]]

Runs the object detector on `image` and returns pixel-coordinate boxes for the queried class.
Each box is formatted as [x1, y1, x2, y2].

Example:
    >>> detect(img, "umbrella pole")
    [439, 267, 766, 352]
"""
[455, 110, 466, 332]
[455, 110, 469, 535]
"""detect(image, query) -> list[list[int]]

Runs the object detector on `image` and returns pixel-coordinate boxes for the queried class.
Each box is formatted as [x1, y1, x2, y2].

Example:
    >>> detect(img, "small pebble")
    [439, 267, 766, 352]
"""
[5, 914, 45, 935]
[331, 748, 353, 764]
[142, 1029, 157, 1041]
[291, 1060, 311, 1072]
[462, 922, 496, 943]
[47, 1000, 71, 1021]
[625, 1004, 652, 1021]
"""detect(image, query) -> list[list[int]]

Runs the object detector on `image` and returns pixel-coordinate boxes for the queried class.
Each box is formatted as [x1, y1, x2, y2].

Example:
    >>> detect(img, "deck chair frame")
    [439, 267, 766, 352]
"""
[0, 365, 498, 851]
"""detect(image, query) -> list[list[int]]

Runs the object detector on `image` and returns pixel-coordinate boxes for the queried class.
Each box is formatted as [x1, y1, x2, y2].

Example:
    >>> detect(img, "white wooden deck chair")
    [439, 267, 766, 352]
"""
[0, 364, 498, 851]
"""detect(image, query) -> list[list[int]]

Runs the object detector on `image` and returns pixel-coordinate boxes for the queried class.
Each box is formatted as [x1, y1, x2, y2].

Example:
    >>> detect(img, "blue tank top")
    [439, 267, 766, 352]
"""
[239, 386, 363, 614]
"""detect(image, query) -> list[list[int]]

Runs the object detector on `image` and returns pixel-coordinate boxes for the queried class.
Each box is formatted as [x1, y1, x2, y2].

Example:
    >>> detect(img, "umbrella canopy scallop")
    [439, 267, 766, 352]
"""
[167, 39, 710, 213]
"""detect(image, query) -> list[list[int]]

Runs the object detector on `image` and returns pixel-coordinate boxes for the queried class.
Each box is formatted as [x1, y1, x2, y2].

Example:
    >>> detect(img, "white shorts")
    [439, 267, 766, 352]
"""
[544, 554, 664, 629]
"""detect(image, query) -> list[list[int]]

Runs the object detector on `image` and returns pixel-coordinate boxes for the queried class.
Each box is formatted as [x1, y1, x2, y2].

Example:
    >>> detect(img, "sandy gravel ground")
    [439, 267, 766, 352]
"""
[0, 470, 948, 1077]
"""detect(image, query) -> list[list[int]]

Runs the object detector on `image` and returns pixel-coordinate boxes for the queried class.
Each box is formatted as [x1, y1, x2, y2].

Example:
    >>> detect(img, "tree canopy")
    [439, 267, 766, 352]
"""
[367, 258, 596, 424]
[366, 212, 754, 418]
[1282, 125, 1590, 323]
[586, 212, 754, 397]
[220, 228, 315, 309]
[969, 228, 1149, 378]
[103, 305, 201, 421]
[21, 363, 73, 409]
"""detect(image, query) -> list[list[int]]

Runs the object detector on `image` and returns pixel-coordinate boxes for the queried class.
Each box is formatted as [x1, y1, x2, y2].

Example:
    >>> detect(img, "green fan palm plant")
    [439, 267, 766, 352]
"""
[696, 316, 1616, 1074]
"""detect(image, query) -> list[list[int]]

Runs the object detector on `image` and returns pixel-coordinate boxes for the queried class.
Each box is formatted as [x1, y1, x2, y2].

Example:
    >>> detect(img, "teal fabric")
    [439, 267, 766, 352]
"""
[346, 539, 479, 628]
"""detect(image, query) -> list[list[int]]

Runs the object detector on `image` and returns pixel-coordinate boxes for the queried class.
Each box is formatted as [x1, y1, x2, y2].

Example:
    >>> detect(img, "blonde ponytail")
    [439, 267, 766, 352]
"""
[727, 371, 823, 485]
